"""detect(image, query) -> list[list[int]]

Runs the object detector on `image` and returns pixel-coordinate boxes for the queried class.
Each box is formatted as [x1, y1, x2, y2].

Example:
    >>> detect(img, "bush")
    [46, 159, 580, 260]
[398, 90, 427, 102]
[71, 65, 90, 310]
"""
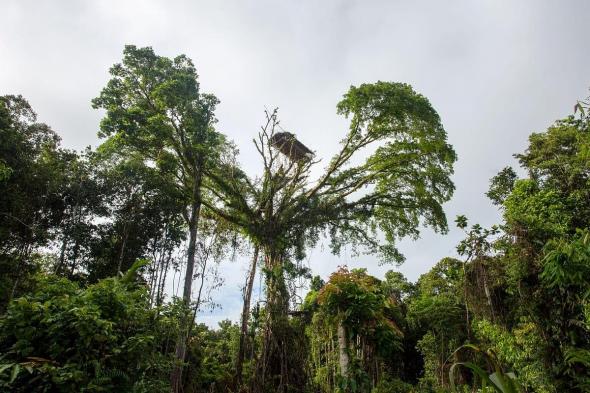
[371, 377, 414, 393]
[473, 319, 555, 393]
[0, 274, 178, 392]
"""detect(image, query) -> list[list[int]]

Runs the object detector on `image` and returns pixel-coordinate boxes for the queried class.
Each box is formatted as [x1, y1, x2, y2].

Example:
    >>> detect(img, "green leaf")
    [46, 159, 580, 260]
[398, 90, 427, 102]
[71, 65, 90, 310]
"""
[0, 364, 13, 375]
[10, 364, 20, 383]
[450, 361, 498, 392]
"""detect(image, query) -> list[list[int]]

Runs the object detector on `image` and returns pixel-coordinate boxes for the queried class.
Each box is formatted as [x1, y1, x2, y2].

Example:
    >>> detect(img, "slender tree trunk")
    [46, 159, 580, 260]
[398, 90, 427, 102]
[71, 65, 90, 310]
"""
[187, 235, 214, 338]
[337, 321, 350, 381]
[55, 234, 68, 275]
[157, 249, 172, 306]
[69, 240, 80, 276]
[148, 235, 161, 306]
[68, 188, 83, 277]
[171, 175, 202, 393]
[482, 266, 495, 321]
[462, 262, 471, 340]
[117, 223, 129, 274]
[236, 245, 259, 386]
[10, 243, 31, 301]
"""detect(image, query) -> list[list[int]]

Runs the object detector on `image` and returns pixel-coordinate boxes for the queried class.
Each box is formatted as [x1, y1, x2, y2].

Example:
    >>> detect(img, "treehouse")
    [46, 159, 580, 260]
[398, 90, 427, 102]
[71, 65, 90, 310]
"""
[270, 132, 314, 162]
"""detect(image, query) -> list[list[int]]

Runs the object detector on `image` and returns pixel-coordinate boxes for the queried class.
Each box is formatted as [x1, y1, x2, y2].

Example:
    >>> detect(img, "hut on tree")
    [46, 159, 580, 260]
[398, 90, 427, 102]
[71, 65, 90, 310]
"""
[270, 132, 314, 162]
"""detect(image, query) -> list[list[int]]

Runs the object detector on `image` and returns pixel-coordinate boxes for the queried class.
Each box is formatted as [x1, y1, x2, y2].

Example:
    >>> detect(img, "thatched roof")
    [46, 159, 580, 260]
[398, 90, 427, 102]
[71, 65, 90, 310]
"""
[270, 132, 314, 162]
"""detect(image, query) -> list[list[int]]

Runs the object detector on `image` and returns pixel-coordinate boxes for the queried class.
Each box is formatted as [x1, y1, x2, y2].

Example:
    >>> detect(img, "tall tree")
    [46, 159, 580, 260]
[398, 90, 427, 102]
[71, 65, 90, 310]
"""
[498, 110, 590, 390]
[92, 45, 226, 392]
[52, 149, 105, 279]
[207, 82, 456, 391]
[315, 268, 404, 392]
[407, 257, 467, 389]
[0, 95, 80, 304]
[86, 146, 185, 284]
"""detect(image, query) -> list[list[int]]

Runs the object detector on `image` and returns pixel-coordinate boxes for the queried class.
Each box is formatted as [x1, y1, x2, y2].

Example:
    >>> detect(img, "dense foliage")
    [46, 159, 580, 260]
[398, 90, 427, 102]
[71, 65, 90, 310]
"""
[1, 45, 589, 392]
[0, 264, 175, 392]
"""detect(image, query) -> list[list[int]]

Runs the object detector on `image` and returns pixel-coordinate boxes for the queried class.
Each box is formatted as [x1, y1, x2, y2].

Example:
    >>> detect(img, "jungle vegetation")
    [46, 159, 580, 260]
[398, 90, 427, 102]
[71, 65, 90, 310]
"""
[0, 45, 589, 392]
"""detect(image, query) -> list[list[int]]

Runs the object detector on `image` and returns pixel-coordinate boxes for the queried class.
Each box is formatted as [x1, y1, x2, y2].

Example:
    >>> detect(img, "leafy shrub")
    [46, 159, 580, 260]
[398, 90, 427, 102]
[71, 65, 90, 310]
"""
[449, 344, 522, 393]
[372, 377, 414, 393]
[0, 273, 178, 392]
[473, 319, 555, 393]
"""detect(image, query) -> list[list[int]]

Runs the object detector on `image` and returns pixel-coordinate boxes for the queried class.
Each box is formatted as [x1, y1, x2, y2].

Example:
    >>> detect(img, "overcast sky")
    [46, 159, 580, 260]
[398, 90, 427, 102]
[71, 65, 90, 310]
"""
[2, 0, 589, 326]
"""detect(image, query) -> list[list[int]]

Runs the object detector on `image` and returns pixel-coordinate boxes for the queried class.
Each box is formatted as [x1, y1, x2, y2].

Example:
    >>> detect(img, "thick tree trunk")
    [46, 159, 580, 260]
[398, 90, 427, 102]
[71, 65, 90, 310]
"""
[337, 321, 350, 380]
[182, 204, 200, 302]
[257, 249, 291, 392]
[235, 245, 259, 386]
[171, 177, 202, 393]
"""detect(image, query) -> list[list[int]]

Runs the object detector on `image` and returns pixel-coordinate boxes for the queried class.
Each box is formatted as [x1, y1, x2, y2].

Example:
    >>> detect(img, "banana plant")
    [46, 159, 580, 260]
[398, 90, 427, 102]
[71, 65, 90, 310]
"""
[449, 344, 522, 393]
